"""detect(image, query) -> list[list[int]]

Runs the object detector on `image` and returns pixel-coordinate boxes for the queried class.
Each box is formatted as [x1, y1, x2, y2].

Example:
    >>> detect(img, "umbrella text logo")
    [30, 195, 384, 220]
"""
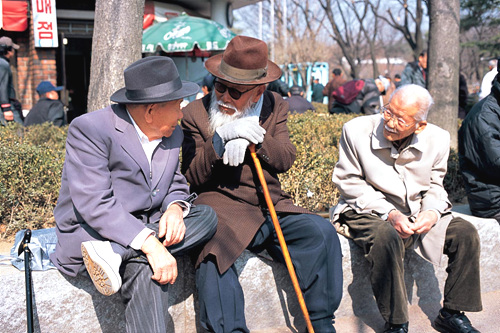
[164, 25, 191, 41]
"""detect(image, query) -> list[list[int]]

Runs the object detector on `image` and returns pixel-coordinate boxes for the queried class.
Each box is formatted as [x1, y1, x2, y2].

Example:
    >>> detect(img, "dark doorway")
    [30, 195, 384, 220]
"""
[57, 37, 92, 123]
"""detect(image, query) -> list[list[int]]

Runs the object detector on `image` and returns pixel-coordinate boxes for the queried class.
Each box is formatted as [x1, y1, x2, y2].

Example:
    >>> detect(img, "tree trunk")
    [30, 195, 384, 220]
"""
[87, 0, 145, 112]
[427, 0, 460, 149]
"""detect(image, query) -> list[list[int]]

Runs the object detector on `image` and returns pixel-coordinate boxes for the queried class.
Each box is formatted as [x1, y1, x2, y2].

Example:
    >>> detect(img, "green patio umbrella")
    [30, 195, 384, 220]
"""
[142, 14, 237, 55]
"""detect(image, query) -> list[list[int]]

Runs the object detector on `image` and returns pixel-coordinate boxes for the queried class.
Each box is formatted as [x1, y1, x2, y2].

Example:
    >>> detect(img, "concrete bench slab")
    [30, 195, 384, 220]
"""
[1, 206, 498, 332]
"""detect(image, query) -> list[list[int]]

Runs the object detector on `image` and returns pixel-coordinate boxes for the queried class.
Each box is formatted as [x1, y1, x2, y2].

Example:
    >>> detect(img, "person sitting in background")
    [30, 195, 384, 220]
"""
[323, 68, 347, 112]
[459, 57, 500, 223]
[311, 78, 325, 103]
[196, 73, 215, 99]
[458, 73, 469, 119]
[332, 84, 482, 333]
[266, 73, 289, 97]
[286, 85, 315, 114]
[24, 81, 66, 127]
[330, 75, 390, 115]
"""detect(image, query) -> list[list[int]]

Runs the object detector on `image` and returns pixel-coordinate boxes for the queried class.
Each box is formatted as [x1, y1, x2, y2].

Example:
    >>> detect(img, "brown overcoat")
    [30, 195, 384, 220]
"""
[181, 91, 310, 273]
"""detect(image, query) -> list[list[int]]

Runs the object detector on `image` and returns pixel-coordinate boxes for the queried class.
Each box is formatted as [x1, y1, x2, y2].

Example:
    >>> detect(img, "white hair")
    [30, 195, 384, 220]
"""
[391, 84, 434, 122]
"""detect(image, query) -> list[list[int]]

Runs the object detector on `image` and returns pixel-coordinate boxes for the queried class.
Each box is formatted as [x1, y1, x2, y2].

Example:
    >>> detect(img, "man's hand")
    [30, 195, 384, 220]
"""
[215, 116, 266, 144]
[3, 110, 14, 121]
[387, 210, 414, 239]
[141, 235, 178, 285]
[158, 203, 186, 247]
[411, 210, 438, 234]
[223, 138, 250, 166]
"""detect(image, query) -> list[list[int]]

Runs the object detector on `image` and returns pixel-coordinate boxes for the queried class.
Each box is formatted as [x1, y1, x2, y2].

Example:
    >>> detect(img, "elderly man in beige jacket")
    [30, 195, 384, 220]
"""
[331, 84, 482, 333]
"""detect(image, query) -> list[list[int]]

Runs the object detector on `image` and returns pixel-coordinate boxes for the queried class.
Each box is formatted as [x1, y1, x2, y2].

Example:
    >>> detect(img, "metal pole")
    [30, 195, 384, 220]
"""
[259, 2, 263, 40]
[249, 145, 315, 333]
[270, 0, 275, 61]
[19, 229, 34, 333]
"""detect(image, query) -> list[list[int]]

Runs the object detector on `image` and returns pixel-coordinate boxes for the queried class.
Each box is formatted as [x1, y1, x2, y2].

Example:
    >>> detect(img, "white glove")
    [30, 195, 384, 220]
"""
[223, 138, 250, 166]
[215, 116, 266, 144]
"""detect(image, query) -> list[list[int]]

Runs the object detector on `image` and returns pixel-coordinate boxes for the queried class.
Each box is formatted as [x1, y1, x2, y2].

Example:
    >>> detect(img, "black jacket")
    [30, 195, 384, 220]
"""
[458, 78, 500, 218]
[24, 97, 66, 127]
[0, 55, 23, 125]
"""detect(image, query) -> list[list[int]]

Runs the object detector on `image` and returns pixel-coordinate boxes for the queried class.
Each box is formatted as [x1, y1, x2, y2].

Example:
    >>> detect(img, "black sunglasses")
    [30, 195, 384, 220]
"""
[214, 81, 258, 100]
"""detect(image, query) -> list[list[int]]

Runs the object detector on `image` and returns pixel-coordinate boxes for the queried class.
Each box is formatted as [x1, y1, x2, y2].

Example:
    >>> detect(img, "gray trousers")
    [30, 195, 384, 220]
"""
[110, 204, 217, 333]
[339, 211, 482, 325]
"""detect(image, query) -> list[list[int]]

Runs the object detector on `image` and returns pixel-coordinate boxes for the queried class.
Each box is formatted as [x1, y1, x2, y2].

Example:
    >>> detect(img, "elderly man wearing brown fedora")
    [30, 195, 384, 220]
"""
[181, 36, 343, 333]
[50, 56, 217, 332]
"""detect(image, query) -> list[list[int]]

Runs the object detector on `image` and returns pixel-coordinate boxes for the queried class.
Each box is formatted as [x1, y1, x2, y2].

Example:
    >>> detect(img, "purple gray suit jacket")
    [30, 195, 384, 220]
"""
[50, 104, 190, 276]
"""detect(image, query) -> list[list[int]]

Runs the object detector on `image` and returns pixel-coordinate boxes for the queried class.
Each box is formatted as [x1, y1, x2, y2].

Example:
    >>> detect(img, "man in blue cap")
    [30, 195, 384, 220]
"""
[24, 81, 66, 126]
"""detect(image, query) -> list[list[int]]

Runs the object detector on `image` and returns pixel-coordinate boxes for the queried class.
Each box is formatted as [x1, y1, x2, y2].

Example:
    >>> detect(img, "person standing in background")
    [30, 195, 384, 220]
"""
[478, 59, 497, 100]
[311, 78, 325, 103]
[0, 36, 23, 125]
[323, 68, 347, 112]
[401, 50, 427, 88]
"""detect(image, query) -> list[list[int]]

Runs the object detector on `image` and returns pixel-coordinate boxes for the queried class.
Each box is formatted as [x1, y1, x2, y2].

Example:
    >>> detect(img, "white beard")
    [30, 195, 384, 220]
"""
[208, 91, 254, 135]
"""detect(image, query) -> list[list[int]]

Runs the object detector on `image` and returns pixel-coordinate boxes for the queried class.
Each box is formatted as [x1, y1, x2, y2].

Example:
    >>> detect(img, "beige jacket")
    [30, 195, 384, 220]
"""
[331, 114, 452, 266]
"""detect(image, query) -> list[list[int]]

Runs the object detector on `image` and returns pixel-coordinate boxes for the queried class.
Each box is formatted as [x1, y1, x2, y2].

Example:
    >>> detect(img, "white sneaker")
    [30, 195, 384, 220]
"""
[81, 241, 122, 296]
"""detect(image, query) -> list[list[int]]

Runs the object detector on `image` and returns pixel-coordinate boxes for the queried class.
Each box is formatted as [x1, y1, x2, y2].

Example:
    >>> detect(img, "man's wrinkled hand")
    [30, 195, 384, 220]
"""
[411, 210, 438, 234]
[3, 110, 14, 121]
[223, 138, 250, 166]
[141, 235, 178, 285]
[158, 204, 185, 247]
[387, 210, 414, 239]
[215, 116, 266, 144]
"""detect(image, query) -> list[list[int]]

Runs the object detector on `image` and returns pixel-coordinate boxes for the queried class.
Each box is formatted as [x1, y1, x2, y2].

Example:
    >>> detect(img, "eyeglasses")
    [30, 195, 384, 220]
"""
[381, 104, 413, 128]
[214, 81, 258, 100]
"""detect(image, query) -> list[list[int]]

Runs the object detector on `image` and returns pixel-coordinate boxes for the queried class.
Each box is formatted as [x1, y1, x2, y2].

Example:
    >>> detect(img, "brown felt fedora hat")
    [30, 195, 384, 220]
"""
[110, 56, 199, 104]
[205, 36, 282, 85]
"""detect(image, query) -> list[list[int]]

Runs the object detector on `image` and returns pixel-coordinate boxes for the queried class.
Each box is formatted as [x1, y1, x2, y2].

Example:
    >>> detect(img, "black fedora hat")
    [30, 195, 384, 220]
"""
[110, 56, 199, 104]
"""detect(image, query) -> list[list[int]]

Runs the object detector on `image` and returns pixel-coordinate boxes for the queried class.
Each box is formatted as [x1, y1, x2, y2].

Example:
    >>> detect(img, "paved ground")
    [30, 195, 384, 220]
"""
[253, 289, 500, 332]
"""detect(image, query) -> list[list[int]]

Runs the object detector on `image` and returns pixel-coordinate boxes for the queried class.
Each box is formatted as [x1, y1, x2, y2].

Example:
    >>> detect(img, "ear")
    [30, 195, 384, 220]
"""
[144, 104, 155, 123]
[252, 85, 267, 103]
[414, 120, 427, 134]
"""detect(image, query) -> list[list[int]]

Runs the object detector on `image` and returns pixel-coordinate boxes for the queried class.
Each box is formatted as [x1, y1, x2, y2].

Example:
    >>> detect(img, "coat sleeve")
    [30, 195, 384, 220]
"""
[255, 95, 296, 173]
[181, 100, 222, 187]
[63, 116, 146, 247]
[420, 130, 452, 214]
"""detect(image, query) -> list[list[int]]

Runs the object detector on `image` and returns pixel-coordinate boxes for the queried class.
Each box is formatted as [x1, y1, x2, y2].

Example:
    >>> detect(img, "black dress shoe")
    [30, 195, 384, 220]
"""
[383, 322, 409, 333]
[434, 309, 480, 333]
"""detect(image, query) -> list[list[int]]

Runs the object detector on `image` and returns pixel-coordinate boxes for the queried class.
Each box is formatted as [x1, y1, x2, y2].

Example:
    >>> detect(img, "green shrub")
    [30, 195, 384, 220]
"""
[0, 123, 66, 239]
[279, 111, 356, 212]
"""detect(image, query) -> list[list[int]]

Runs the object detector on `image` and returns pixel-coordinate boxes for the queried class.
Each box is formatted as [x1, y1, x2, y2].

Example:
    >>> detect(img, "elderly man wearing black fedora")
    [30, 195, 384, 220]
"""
[181, 36, 343, 333]
[50, 56, 217, 332]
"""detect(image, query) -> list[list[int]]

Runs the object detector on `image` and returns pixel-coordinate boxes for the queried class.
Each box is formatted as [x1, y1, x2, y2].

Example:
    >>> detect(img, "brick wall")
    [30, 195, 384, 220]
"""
[13, 7, 57, 113]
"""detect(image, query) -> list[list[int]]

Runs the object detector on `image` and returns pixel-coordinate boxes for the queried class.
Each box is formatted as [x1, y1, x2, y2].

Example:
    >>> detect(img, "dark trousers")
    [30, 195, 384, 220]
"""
[196, 213, 343, 333]
[339, 211, 482, 324]
[110, 204, 217, 333]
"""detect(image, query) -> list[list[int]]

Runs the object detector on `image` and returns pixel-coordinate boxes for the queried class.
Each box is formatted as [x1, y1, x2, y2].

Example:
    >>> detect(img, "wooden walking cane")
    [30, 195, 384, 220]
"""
[248, 144, 315, 333]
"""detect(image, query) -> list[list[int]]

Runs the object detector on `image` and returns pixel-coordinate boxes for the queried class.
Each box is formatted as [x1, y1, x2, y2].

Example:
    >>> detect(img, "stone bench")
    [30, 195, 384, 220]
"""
[1, 205, 499, 332]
